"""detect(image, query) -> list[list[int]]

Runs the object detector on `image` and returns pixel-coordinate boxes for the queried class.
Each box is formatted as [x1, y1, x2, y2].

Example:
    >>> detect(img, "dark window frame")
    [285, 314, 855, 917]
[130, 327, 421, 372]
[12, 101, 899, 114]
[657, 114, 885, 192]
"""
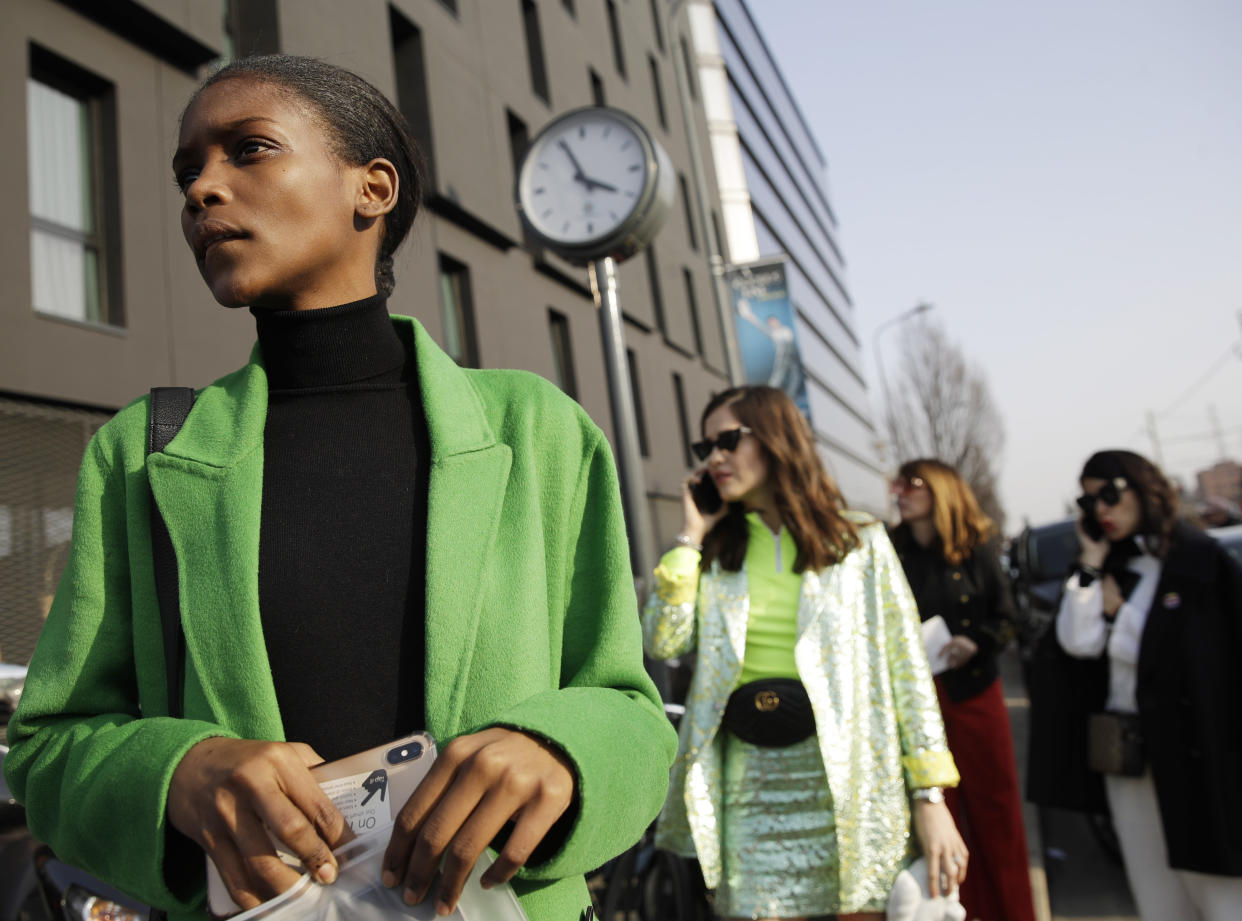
[521, 0, 551, 104]
[437, 253, 480, 367]
[647, 54, 667, 131]
[389, 6, 437, 192]
[27, 44, 123, 327]
[589, 66, 606, 106]
[682, 267, 704, 356]
[649, 0, 666, 53]
[672, 372, 693, 467]
[678, 173, 698, 251]
[547, 308, 578, 399]
[605, 0, 626, 79]
[626, 348, 650, 457]
[644, 246, 666, 334]
[679, 34, 697, 100]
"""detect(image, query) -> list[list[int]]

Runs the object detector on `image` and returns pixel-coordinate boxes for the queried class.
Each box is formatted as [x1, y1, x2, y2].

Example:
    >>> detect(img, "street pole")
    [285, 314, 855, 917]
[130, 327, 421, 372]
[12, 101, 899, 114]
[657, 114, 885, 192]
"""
[667, 0, 742, 384]
[1145, 410, 1165, 468]
[590, 256, 668, 700]
[590, 257, 658, 590]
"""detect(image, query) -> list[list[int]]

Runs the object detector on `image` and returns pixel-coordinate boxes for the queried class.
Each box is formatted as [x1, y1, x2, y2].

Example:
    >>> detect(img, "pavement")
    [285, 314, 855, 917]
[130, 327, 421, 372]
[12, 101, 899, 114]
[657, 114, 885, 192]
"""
[999, 646, 1138, 921]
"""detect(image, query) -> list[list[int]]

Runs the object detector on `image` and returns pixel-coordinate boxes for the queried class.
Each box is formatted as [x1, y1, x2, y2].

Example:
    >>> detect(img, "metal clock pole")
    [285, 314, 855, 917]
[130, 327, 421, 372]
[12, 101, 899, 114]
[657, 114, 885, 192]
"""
[589, 256, 658, 588]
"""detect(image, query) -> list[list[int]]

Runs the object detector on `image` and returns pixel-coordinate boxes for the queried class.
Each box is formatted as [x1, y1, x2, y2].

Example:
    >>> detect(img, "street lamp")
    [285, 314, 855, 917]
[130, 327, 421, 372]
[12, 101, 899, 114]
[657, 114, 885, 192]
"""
[872, 301, 934, 465]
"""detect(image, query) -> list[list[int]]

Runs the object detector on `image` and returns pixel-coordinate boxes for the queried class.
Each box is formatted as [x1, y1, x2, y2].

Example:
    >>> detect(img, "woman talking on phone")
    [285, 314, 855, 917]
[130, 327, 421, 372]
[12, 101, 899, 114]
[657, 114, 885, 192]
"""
[642, 385, 965, 921]
[889, 459, 1035, 921]
[4, 55, 675, 921]
[1056, 449, 1242, 920]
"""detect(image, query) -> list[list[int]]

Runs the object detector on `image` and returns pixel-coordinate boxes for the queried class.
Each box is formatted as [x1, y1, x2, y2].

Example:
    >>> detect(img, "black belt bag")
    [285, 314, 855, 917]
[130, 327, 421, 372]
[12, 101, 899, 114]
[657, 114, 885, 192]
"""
[722, 678, 816, 747]
[1087, 710, 1145, 776]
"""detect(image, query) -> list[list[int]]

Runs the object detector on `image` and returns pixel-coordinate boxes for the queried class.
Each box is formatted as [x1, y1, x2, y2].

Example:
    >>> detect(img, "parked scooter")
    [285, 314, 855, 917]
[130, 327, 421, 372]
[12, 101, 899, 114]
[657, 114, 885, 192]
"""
[0, 665, 151, 921]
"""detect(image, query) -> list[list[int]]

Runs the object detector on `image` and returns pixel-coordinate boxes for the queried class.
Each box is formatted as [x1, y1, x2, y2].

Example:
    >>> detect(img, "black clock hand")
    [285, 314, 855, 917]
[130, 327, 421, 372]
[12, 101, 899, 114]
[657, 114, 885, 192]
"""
[557, 139, 590, 185]
[583, 176, 618, 193]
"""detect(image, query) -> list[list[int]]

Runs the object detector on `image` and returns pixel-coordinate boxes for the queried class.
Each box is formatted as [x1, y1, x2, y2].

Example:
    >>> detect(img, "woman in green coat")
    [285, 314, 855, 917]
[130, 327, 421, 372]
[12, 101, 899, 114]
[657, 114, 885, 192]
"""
[4, 55, 675, 921]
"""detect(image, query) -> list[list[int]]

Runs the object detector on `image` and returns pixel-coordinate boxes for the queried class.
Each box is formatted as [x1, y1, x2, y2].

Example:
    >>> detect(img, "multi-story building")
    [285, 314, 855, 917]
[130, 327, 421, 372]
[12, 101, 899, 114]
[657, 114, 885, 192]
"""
[1, 0, 735, 664]
[686, 0, 887, 511]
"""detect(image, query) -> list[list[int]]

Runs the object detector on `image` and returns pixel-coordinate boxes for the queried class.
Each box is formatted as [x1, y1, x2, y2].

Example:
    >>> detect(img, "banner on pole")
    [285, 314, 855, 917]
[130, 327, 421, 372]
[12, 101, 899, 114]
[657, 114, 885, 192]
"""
[724, 257, 812, 420]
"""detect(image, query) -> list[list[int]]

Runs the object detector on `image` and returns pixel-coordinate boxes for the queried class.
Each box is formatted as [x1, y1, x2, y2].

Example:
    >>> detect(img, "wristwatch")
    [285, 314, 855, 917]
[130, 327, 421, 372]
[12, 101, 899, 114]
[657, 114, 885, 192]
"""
[911, 786, 945, 804]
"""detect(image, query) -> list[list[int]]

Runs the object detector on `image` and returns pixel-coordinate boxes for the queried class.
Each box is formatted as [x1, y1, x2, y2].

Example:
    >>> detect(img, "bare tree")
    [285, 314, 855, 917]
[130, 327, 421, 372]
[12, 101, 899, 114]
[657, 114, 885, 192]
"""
[884, 321, 1007, 531]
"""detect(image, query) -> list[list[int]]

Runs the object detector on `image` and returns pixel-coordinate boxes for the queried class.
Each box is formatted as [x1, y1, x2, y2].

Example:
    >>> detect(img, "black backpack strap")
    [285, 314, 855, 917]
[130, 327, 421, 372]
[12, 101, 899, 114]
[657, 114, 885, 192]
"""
[147, 387, 196, 720]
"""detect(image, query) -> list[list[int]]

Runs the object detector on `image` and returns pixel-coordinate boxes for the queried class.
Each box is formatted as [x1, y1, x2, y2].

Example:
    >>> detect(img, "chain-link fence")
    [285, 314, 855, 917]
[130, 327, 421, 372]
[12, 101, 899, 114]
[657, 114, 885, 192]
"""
[0, 395, 113, 666]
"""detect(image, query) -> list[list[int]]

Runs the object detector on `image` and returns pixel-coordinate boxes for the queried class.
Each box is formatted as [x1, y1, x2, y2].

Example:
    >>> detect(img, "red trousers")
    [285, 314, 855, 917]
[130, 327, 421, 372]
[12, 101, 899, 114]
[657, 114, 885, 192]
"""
[936, 676, 1037, 921]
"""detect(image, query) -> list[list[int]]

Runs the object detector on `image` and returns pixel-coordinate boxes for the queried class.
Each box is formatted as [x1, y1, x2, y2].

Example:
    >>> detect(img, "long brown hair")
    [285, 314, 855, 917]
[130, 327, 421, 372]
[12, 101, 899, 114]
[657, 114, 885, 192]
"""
[699, 386, 858, 573]
[898, 458, 994, 565]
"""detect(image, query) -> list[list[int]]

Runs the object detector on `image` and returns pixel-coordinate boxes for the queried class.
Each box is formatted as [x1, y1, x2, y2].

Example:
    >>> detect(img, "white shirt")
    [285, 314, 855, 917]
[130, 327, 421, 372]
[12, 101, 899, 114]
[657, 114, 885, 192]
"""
[1056, 540, 1163, 713]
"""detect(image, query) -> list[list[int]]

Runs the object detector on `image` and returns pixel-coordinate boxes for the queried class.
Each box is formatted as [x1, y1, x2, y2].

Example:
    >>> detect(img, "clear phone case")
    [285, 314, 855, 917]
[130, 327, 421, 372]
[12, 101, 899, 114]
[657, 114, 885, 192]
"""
[208, 732, 438, 918]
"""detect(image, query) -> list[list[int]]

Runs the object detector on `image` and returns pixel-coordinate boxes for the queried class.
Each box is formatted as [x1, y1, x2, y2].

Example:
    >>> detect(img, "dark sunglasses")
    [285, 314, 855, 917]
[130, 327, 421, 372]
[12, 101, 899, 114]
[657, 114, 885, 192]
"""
[891, 475, 926, 494]
[691, 426, 753, 461]
[1076, 477, 1129, 514]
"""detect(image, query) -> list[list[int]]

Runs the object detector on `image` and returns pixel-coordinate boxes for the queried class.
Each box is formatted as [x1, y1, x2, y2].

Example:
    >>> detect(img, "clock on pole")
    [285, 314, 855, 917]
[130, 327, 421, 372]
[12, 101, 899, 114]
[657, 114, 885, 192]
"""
[514, 106, 673, 615]
[515, 105, 674, 264]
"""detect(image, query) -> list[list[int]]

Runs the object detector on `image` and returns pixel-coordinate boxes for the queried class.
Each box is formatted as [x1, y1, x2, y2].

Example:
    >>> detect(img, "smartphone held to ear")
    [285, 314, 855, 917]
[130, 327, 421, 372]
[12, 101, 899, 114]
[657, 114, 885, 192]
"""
[1080, 511, 1105, 541]
[690, 474, 723, 515]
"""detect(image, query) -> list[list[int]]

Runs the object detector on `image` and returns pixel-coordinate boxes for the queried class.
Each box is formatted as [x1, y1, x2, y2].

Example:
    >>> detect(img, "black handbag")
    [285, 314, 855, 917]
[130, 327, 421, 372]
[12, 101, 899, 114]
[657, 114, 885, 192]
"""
[721, 678, 816, 747]
[1087, 710, 1145, 776]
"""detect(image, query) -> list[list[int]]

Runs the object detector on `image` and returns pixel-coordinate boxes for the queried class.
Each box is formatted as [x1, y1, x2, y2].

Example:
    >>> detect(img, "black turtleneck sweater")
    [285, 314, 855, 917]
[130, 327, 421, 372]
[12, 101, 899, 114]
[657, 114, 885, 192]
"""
[252, 294, 429, 761]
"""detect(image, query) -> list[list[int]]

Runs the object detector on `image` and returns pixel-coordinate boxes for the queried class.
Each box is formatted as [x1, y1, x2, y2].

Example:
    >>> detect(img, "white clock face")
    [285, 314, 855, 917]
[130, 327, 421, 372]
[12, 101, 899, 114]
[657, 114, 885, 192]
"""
[519, 109, 651, 247]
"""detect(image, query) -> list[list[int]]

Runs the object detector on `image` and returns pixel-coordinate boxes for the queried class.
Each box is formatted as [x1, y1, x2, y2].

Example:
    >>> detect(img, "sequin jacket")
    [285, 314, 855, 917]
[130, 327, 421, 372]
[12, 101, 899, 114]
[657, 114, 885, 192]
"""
[642, 513, 959, 912]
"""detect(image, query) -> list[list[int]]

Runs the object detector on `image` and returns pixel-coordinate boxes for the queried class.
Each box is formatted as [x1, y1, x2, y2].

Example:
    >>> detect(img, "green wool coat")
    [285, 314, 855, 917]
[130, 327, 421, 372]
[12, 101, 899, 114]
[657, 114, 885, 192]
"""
[5, 315, 676, 921]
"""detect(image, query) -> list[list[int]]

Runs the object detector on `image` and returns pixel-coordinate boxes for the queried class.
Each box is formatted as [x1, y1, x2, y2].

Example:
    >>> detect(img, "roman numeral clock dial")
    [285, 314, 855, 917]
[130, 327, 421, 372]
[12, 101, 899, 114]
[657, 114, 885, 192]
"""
[516, 106, 674, 265]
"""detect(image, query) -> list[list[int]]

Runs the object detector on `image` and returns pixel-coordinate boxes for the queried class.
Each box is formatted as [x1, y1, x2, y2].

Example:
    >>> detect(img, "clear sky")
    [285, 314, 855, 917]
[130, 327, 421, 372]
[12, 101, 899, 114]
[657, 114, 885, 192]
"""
[747, 0, 1242, 527]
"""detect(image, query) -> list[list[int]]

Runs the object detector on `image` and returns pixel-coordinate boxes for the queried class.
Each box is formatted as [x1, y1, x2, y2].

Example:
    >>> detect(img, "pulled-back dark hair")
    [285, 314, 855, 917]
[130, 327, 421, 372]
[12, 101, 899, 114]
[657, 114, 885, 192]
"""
[698, 386, 858, 573]
[188, 55, 424, 297]
[1080, 449, 1177, 557]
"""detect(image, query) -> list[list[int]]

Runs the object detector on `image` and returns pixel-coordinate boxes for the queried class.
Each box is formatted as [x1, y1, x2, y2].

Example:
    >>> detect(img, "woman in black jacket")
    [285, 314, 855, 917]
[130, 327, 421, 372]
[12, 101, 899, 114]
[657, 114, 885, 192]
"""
[1057, 449, 1242, 920]
[890, 459, 1035, 921]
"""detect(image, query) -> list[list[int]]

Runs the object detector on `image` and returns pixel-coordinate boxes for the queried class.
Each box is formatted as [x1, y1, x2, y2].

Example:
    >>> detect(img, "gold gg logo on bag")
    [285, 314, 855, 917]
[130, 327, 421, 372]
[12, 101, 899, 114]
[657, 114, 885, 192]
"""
[755, 690, 781, 711]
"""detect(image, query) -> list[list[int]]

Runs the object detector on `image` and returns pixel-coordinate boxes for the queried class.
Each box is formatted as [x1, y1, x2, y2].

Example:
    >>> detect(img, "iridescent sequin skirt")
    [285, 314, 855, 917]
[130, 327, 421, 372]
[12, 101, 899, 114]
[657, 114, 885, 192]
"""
[717, 731, 886, 918]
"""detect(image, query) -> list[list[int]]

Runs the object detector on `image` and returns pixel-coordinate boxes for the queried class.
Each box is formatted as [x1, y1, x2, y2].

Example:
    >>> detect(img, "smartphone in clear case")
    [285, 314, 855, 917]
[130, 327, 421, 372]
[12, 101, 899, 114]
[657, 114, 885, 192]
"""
[207, 732, 437, 918]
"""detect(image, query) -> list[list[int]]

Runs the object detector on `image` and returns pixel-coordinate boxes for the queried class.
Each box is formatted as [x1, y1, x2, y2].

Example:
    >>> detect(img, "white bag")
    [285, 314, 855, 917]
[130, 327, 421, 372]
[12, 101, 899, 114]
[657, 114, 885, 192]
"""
[228, 828, 528, 921]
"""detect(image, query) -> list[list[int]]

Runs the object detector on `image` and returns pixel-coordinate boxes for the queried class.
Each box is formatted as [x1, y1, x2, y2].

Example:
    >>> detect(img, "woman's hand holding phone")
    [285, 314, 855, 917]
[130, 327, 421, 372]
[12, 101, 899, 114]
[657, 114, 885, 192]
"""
[681, 470, 727, 544]
[382, 727, 574, 915]
[1075, 514, 1109, 569]
[168, 737, 349, 911]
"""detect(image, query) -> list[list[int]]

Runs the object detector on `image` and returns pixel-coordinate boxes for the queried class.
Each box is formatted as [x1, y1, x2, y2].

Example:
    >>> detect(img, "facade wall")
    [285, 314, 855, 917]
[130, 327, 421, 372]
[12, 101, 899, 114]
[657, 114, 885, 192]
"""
[689, 0, 888, 512]
[1, 0, 734, 664]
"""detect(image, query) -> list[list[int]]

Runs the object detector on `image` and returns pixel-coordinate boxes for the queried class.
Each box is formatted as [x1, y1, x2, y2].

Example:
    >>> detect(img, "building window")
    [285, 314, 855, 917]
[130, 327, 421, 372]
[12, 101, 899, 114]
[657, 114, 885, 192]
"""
[645, 246, 666, 334]
[626, 348, 649, 457]
[649, 0, 665, 52]
[648, 55, 667, 131]
[27, 47, 120, 325]
[679, 174, 698, 251]
[679, 34, 697, 100]
[589, 67, 606, 106]
[682, 267, 704, 355]
[438, 254, 479, 367]
[390, 6, 436, 190]
[521, 0, 550, 103]
[507, 110, 540, 253]
[672, 373, 693, 467]
[711, 209, 726, 260]
[436, 0, 458, 13]
[606, 0, 626, 78]
[562, 0, 575, 14]
[547, 309, 578, 398]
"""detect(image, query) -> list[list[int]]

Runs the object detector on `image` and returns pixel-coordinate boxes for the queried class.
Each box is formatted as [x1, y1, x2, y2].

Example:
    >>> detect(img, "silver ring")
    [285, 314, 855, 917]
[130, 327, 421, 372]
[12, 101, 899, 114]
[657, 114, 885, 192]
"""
[951, 856, 963, 866]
